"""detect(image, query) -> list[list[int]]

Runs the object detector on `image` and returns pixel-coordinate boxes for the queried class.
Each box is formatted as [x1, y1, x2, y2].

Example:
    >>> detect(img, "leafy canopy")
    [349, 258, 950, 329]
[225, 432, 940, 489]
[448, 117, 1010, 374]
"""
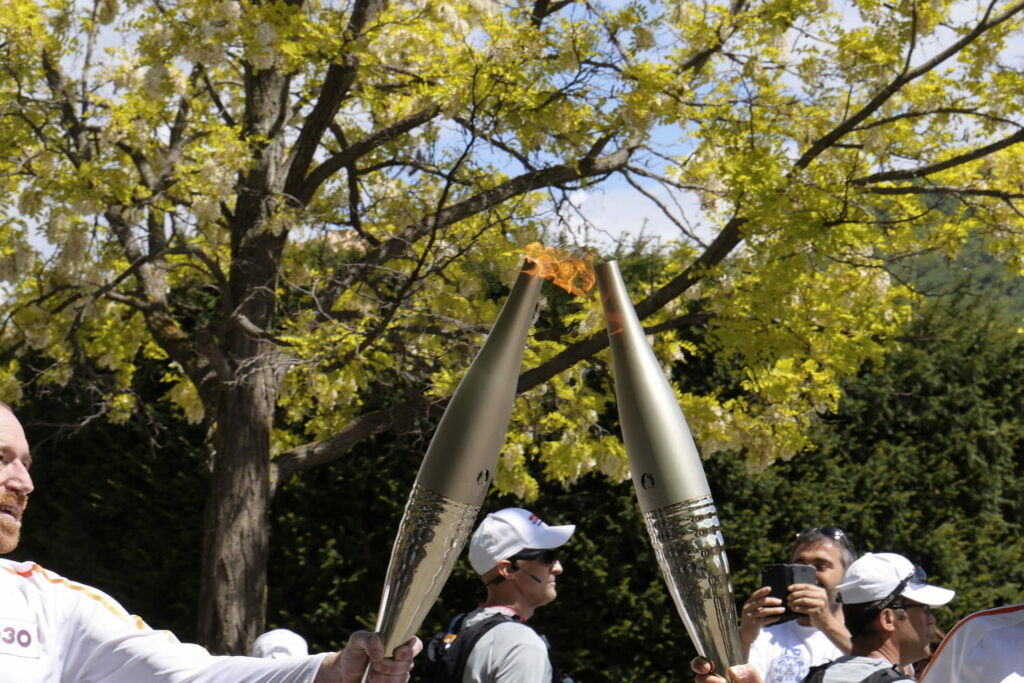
[0, 0, 1022, 498]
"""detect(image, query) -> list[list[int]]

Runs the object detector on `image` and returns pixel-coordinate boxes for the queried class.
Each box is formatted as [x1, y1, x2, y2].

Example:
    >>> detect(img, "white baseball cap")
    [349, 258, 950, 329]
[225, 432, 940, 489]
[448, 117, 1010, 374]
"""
[837, 552, 955, 607]
[251, 629, 309, 659]
[468, 508, 575, 574]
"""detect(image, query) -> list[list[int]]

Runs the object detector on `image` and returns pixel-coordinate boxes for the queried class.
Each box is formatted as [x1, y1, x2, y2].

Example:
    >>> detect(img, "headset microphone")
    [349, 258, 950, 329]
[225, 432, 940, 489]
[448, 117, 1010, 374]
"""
[522, 569, 543, 584]
[510, 561, 544, 584]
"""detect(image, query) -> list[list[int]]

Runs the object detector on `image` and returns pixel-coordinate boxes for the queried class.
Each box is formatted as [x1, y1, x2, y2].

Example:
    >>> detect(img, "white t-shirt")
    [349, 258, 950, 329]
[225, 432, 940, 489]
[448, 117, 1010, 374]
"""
[460, 606, 552, 683]
[747, 619, 844, 683]
[920, 603, 1024, 683]
[0, 559, 327, 682]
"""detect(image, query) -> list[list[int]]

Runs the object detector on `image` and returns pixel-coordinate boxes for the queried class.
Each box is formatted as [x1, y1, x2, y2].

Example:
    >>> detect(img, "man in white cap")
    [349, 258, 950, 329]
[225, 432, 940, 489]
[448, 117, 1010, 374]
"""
[691, 552, 955, 683]
[252, 629, 310, 659]
[427, 507, 574, 683]
[0, 401, 419, 682]
[918, 602, 1024, 683]
[800, 552, 955, 683]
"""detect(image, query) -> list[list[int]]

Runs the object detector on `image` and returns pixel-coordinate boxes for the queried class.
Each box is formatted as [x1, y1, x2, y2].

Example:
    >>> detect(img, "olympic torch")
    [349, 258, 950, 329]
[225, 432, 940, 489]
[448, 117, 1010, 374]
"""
[365, 264, 544, 673]
[596, 260, 742, 674]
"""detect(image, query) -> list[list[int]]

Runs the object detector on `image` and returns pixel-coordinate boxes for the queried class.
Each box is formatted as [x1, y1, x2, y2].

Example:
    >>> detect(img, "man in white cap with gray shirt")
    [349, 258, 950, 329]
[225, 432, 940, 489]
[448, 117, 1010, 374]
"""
[801, 552, 955, 683]
[426, 507, 574, 683]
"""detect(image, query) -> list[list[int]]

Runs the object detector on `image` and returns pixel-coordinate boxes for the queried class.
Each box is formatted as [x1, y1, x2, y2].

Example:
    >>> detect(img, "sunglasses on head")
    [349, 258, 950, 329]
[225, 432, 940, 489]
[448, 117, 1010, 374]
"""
[797, 526, 847, 541]
[796, 526, 854, 550]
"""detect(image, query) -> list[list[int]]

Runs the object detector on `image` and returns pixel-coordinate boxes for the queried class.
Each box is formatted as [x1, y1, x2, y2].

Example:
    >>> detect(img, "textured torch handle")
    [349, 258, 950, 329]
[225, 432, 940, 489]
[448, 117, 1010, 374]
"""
[643, 496, 743, 670]
[373, 483, 480, 655]
[368, 264, 544, 673]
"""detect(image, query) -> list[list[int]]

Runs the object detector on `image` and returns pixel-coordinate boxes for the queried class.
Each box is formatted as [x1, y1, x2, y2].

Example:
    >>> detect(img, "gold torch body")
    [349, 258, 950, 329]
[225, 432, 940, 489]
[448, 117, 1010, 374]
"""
[369, 267, 543, 662]
[596, 260, 743, 673]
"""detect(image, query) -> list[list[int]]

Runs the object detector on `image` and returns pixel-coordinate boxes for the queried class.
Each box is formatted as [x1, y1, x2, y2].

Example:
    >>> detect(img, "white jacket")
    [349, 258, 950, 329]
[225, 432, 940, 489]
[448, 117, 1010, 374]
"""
[0, 558, 326, 682]
[920, 602, 1024, 683]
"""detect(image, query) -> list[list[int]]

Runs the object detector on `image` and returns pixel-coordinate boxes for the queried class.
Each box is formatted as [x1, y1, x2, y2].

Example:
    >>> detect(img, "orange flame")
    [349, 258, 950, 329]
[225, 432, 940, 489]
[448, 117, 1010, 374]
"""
[522, 242, 596, 296]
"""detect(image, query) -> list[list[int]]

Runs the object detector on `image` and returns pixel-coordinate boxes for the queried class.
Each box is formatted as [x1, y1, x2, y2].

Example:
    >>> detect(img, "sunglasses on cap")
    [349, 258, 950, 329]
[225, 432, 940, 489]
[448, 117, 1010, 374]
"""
[876, 566, 927, 612]
[842, 565, 928, 636]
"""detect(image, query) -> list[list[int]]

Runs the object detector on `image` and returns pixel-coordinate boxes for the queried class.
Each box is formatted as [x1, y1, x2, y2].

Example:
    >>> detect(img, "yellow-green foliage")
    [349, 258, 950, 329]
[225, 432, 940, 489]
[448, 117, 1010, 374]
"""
[0, 0, 1022, 500]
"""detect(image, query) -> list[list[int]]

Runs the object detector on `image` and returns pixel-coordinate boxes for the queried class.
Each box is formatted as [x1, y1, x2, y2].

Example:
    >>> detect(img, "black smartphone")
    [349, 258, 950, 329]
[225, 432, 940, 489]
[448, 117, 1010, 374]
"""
[761, 563, 818, 618]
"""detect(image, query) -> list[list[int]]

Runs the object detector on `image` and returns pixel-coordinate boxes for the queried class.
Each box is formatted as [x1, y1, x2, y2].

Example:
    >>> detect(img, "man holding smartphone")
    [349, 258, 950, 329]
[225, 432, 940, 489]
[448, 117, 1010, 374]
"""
[741, 527, 857, 683]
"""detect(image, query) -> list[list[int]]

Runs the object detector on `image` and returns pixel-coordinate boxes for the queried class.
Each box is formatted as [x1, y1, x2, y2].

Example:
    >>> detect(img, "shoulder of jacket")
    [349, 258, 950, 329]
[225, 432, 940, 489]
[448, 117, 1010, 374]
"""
[1, 558, 47, 579]
[1, 560, 146, 629]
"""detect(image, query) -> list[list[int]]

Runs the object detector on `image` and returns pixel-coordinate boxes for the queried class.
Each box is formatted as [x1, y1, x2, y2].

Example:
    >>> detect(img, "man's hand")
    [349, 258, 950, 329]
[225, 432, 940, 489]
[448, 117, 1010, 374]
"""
[739, 586, 784, 654]
[315, 632, 422, 683]
[691, 656, 763, 683]
[787, 583, 830, 625]
[787, 583, 851, 653]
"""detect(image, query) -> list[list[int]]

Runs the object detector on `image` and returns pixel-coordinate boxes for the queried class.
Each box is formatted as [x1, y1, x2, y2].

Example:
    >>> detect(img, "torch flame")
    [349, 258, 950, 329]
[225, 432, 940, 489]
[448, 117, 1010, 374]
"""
[523, 242, 596, 296]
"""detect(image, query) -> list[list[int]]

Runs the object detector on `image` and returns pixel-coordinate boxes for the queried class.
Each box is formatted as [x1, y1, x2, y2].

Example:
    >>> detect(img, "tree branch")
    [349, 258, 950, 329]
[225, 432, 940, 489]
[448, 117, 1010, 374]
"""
[453, 115, 535, 170]
[531, 0, 576, 27]
[155, 68, 198, 194]
[863, 185, 1024, 199]
[854, 107, 1018, 131]
[201, 68, 236, 128]
[319, 137, 643, 311]
[272, 305, 713, 485]
[673, 0, 750, 79]
[283, 206, 733, 483]
[793, 0, 1024, 172]
[40, 50, 90, 166]
[296, 104, 443, 205]
[852, 128, 1024, 186]
[283, 61, 355, 199]
[116, 141, 159, 189]
[271, 398, 438, 488]
[104, 207, 226, 397]
[282, 0, 396, 197]
[621, 172, 695, 243]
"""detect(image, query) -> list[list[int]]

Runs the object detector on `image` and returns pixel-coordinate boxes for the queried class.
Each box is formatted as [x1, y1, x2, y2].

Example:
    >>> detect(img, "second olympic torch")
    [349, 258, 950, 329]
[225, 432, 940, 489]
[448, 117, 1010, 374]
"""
[596, 260, 742, 673]
[366, 264, 544, 671]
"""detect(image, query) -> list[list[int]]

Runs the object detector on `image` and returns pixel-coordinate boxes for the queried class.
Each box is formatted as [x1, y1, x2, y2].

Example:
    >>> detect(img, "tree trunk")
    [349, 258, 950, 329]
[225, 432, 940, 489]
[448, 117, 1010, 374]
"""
[194, 54, 292, 652]
[197, 378, 274, 654]
[195, 229, 286, 653]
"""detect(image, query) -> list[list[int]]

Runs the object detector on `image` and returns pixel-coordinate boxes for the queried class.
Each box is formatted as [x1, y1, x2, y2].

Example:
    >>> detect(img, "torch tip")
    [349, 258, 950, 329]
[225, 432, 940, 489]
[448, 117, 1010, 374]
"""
[522, 242, 597, 296]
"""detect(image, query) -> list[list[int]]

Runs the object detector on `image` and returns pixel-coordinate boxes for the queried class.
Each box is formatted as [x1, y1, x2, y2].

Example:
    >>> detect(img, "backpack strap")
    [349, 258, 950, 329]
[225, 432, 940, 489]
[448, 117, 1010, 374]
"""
[446, 612, 467, 635]
[802, 661, 829, 683]
[863, 667, 912, 682]
[801, 661, 912, 683]
[538, 633, 561, 683]
[448, 612, 517, 681]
